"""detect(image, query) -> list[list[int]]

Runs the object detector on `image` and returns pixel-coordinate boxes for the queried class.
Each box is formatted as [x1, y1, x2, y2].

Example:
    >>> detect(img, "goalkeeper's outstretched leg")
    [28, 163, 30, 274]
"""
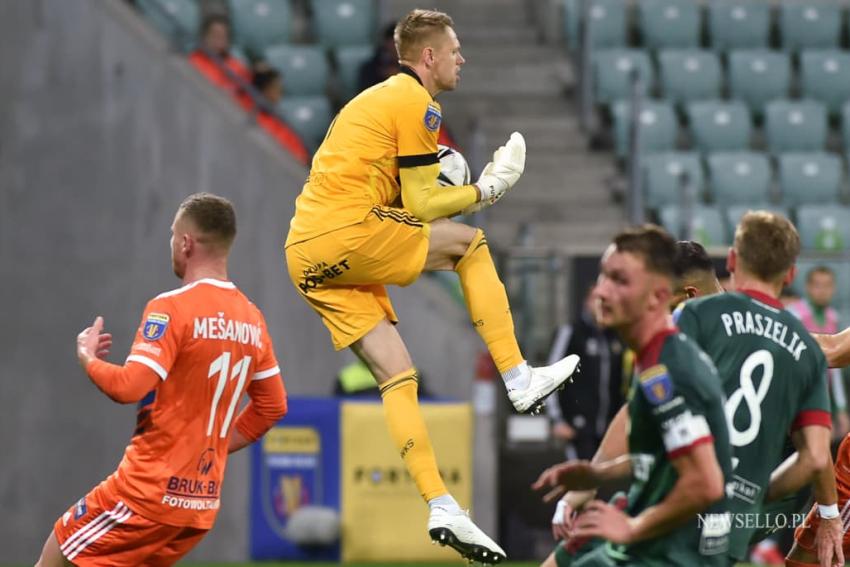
[426, 220, 581, 414]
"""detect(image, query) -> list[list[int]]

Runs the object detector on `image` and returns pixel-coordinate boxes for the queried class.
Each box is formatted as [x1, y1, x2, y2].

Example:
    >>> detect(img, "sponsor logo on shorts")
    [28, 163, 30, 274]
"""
[142, 313, 169, 341]
[74, 497, 87, 520]
[298, 260, 352, 294]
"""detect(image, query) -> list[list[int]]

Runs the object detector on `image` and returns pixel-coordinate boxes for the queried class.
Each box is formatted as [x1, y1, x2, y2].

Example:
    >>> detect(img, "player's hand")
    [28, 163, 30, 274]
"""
[815, 516, 844, 567]
[532, 460, 600, 501]
[572, 500, 636, 545]
[552, 421, 577, 441]
[472, 132, 525, 208]
[77, 316, 112, 368]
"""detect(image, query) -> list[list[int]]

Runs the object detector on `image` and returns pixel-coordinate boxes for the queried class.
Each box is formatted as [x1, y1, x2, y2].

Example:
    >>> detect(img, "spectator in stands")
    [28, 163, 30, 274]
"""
[357, 23, 399, 92]
[788, 266, 850, 440]
[545, 288, 630, 461]
[188, 14, 250, 100]
[251, 64, 310, 165]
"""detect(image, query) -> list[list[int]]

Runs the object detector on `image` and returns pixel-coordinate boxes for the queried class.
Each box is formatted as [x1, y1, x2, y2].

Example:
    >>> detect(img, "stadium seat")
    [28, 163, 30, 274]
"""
[641, 152, 704, 208]
[800, 50, 850, 117]
[659, 204, 728, 246]
[137, 0, 200, 50]
[335, 45, 373, 101]
[778, 152, 842, 206]
[686, 100, 752, 153]
[841, 102, 850, 152]
[708, 0, 771, 51]
[727, 50, 792, 115]
[592, 49, 654, 105]
[612, 100, 678, 159]
[278, 95, 333, 150]
[230, 0, 292, 52]
[310, 0, 375, 47]
[780, 1, 842, 52]
[765, 99, 827, 154]
[264, 44, 329, 96]
[726, 204, 791, 240]
[658, 50, 722, 106]
[706, 151, 772, 204]
[796, 204, 850, 251]
[564, 0, 627, 51]
[639, 0, 701, 49]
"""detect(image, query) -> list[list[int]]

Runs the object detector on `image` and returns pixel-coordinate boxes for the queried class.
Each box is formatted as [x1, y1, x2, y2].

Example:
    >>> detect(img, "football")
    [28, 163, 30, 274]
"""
[436, 144, 471, 187]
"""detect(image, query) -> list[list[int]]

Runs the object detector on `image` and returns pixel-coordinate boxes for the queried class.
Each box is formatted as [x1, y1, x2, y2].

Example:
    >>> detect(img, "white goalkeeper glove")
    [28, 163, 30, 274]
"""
[463, 132, 526, 215]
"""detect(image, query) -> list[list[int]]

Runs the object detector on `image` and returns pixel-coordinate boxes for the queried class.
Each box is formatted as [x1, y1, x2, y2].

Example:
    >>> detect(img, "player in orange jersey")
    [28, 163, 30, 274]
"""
[35, 193, 287, 567]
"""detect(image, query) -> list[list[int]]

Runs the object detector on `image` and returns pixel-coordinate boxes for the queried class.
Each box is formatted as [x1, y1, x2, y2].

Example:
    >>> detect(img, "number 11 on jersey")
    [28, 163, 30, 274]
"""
[207, 352, 252, 438]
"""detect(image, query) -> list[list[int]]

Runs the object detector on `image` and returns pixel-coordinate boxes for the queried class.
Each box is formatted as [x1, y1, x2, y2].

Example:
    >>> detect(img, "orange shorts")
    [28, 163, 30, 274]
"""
[53, 483, 207, 567]
[794, 435, 850, 555]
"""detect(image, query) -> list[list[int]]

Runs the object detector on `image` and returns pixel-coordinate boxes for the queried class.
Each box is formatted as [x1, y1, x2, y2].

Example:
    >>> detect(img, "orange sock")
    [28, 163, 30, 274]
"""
[455, 229, 523, 373]
[379, 369, 447, 501]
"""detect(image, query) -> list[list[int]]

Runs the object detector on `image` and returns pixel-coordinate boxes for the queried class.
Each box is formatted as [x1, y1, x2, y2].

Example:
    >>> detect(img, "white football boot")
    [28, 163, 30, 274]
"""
[507, 354, 581, 414]
[428, 506, 507, 564]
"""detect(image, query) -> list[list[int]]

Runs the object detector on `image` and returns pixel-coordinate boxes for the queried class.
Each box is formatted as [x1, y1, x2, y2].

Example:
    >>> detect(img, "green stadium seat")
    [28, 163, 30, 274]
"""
[310, 0, 375, 47]
[641, 152, 705, 208]
[841, 102, 850, 152]
[137, 0, 200, 50]
[639, 0, 701, 49]
[612, 100, 678, 159]
[706, 151, 771, 204]
[278, 95, 333, 151]
[796, 205, 850, 251]
[593, 49, 654, 105]
[728, 50, 791, 115]
[334, 45, 373, 102]
[780, 0, 842, 51]
[658, 50, 722, 106]
[726, 204, 791, 241]
[564, 0, 627, 51]
[686, 100, 752, 153]
[230, 0, 292, 52]
[708, 0, 771, 51]
[264, 44, 329, 96]
[778, 152, 842, 206]
[659, 204, 729, 246]
[800, 50, 850, 117]
[765, 99, 827, 154]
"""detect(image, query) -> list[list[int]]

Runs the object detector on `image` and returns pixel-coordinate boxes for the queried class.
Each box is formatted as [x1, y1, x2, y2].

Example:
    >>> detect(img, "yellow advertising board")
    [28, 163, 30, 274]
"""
[341, 402, 472, 562]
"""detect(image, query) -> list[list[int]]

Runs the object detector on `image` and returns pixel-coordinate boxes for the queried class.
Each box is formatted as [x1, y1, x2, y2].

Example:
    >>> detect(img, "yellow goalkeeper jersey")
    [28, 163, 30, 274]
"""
[286, 67, 443, 246]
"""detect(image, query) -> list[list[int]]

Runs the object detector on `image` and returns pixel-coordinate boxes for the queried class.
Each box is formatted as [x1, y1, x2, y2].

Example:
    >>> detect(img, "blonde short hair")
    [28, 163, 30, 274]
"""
[734, 211, 800, 283]
[394, 9, 454, 62]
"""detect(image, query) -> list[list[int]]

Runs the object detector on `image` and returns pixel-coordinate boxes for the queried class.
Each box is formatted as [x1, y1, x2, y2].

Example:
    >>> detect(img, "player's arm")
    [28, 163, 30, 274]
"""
[814, 328, 850, 368]
[228, 374, 287, 453]
[398, 161, 477, 222]
[77, 316, 161, 403]
[573, 441, 725, 545]
[765, 424, 833, 503]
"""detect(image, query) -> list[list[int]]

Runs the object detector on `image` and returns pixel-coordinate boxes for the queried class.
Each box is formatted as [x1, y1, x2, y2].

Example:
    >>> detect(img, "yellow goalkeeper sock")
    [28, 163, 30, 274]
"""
[379, 369, 447, 501]
[455, 229, 524, 373]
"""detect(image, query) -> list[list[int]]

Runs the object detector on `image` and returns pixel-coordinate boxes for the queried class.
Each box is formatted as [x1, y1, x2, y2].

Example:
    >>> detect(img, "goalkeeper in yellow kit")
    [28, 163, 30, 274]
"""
[284, 9, 580, 563]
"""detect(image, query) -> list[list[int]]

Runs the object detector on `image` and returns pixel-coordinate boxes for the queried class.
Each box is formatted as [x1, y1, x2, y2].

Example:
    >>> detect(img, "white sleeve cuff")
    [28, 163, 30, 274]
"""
[127, 355, 168, 380]
[254, 365, 280, 380]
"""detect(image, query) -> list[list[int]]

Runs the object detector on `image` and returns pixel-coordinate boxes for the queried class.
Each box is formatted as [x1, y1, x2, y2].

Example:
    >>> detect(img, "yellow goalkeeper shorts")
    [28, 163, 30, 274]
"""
[285, 206, 431, 350]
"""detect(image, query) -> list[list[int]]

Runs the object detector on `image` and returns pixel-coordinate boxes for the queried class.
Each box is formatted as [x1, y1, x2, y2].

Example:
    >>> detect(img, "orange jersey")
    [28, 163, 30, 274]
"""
[286, 68, 441, 246]
[99, 278, 281, 529]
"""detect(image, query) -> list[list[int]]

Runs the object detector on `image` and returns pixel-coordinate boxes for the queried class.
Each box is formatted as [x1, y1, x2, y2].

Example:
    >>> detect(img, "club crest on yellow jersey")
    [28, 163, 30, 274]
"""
[424, 104, 441, 132]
